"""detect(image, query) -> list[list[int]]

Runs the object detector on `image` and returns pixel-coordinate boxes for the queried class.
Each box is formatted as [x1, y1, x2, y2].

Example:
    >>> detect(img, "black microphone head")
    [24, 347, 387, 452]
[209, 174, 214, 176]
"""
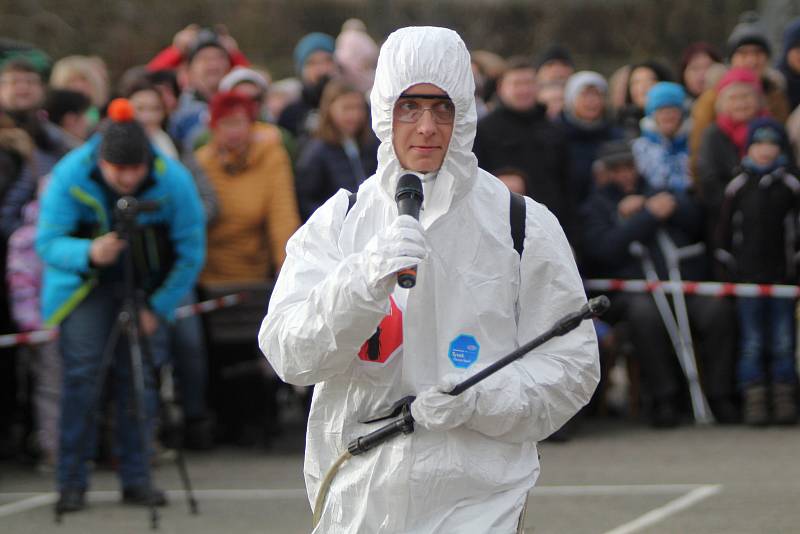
[395, 174, 423, 203]
[588, 295, 611, 316]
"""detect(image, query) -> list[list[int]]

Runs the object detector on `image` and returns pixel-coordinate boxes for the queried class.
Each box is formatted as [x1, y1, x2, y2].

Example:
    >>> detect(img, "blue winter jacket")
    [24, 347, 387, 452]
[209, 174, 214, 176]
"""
[35, 135, 206, 326]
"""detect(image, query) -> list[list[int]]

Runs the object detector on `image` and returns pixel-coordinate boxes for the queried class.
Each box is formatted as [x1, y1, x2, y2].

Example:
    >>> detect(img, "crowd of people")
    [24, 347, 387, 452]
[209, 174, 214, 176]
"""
[1, 10, 799, 498]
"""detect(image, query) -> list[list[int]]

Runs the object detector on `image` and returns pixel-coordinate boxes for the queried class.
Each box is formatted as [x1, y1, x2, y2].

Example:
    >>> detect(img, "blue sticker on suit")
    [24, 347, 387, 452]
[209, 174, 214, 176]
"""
[449, 334, 480, 369]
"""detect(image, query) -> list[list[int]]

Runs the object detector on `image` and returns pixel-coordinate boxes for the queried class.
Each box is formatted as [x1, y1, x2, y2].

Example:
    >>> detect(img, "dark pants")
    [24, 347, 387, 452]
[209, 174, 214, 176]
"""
[57, 284, 161, 491]
[149, 291, 208, 420]
[604, 293, 737, 404]
[736, 297, 797, 388]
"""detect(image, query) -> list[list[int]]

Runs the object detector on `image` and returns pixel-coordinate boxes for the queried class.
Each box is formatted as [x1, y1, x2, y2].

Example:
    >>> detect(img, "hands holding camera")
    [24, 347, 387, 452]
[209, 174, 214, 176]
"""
[90, 232, 158, 336]
[90, 232, 126, 267]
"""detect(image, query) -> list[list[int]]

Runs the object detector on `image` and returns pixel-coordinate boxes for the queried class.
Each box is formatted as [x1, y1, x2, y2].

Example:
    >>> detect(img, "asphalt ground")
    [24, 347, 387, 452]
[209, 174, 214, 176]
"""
[1, 418, 799, 533]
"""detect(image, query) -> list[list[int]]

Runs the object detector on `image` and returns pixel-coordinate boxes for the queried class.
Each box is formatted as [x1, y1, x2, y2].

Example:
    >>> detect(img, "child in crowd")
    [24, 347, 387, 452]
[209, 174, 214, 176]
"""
[716, 117, 800, 426]
[633, 82, 692, 193]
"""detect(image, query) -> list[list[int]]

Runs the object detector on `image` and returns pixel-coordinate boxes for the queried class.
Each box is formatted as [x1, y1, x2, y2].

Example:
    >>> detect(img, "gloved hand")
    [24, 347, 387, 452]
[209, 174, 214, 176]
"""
[362, 214, 427, 297]
[411, 375, 477, 432]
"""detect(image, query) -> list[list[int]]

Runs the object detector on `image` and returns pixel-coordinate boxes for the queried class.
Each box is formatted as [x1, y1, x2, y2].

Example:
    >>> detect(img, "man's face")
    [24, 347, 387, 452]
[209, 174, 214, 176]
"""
[0, 69, 44, 112]
[731, 44, 769, 75]
[537, 82, 565, 119]
[61, 111, 91, 141]
[98, 160, 148, 196]
[497, 68, 538, 112]
[536, 60, 574, 84]
[188, 47, 231, 97]
[392, 83, 454, 173]
[302, 50, 337, 87]
[608, 162, 638, 194]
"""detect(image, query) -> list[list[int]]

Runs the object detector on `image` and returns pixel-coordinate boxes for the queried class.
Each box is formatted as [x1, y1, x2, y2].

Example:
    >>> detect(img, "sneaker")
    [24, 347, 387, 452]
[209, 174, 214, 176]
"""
[772, 383, 797, 425]
[121, 485, 168, 507]
[56, 487, 86, 514]
[743, 385, 769, 426]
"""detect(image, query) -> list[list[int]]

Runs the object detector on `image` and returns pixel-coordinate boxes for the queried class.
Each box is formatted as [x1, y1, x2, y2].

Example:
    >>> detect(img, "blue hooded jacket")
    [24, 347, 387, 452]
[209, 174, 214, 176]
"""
[35, 135, 206, 326]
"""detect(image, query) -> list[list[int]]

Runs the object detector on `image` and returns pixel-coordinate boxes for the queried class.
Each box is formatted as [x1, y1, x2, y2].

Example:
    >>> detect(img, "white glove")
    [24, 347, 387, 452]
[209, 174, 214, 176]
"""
[411, 375, 477, 432]
[362, 215, 427, 297]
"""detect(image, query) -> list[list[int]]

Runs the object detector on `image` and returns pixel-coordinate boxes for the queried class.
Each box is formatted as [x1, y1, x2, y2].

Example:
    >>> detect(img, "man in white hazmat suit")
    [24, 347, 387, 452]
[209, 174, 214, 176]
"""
[259, 26, 600, 533]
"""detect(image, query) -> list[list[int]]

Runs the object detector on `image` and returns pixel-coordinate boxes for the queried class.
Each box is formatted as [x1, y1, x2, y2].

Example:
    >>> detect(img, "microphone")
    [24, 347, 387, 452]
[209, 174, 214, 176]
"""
[394, 174, 424, 288]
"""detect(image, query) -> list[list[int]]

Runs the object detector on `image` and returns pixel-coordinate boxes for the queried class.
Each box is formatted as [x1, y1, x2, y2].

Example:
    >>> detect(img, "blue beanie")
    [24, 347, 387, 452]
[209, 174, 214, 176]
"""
[746, 117, 788, 150]
[293, 32, 335, 75]
[645, 82, 686, 116]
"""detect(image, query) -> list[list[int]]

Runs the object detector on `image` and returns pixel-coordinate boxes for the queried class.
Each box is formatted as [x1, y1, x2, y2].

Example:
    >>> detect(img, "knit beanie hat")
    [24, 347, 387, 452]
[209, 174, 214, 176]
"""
[535, 44, 574, 70]
[745, 116, 788, 149]
[218, 66, 269, 94]
[293, 32, 335, 75]
[208, 90, 257, 128]
[187, 29, 230, 63]
[726, 11, 771, 59]
[99, 98, 150, 165]
[716, 66, 762, 95]
[783, 18, 800, 53]
[564, 71, 607, 110]
[645, 82, 686, 116]
[596, 140, 634, 167]
[335, 28, 378, 93]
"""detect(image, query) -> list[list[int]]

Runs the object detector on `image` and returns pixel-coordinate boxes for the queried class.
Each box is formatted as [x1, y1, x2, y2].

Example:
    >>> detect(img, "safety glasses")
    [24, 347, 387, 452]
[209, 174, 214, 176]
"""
[394, 94, 455, 124]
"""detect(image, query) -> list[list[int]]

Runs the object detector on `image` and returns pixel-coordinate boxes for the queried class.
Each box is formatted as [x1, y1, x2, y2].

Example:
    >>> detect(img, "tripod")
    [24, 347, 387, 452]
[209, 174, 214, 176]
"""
[55, 197, 199, 529]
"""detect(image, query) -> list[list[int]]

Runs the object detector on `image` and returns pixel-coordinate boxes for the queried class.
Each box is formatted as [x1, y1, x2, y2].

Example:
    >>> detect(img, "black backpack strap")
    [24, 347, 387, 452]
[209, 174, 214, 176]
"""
[348, 190, 525, 256]
[509, 192, 526, 257]
[346, 191, 357, 216]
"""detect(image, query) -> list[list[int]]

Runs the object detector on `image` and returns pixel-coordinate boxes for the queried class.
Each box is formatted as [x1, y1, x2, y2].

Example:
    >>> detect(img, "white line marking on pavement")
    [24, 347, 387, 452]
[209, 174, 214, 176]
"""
[603, 484, 723, 534]
[0, 484, 720, 523]
[0, 494, 57, 518]
[530, 484, 706, 496]
[0, 488, 309, 518]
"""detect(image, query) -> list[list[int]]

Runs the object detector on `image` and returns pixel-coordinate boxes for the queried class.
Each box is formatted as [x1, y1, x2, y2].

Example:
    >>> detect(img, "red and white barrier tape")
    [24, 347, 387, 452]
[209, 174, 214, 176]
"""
[0, 291, 250, 349]
[585, 279, 800, 299]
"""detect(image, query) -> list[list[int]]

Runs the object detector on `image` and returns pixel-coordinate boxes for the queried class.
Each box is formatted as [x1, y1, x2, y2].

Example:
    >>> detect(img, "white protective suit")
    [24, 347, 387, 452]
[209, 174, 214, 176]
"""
[259, 26, 600, 533]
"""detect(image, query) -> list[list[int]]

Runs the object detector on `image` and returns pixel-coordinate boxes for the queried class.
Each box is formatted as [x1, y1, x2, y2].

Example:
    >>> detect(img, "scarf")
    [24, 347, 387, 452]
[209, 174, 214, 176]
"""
[716, 113, 752, 158]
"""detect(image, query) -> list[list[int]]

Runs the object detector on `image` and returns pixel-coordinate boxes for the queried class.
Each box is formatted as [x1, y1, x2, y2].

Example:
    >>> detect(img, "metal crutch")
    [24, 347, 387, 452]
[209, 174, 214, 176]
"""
[629, 241, 713, 424]
[655, 230, 713, 424]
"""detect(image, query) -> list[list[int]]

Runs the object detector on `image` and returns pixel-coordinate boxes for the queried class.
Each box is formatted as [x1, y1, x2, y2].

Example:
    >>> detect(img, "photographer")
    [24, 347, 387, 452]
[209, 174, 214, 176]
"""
[36, 99, 205, 513]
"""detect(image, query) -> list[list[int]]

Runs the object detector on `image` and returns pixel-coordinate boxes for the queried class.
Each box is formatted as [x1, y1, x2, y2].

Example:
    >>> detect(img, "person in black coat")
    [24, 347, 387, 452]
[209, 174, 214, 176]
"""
[580, 140, 738, 426]
[558, 71, 624, 208]
[473, 57, 574, 239]
[716, 118, 800, 425]
[294, 79, 378, 221]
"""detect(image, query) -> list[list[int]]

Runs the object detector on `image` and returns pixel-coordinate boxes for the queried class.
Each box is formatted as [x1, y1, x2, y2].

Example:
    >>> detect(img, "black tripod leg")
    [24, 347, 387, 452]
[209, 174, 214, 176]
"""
[174, 444, 199, 514]
[55, 319, 122, 524]
[126, 321, 159, 530]
[141, 336, 199, 515]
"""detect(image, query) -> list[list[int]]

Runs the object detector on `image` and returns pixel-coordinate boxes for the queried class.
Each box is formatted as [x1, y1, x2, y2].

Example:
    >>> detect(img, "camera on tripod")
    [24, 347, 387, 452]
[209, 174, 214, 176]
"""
[114, 196, 160, 236]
